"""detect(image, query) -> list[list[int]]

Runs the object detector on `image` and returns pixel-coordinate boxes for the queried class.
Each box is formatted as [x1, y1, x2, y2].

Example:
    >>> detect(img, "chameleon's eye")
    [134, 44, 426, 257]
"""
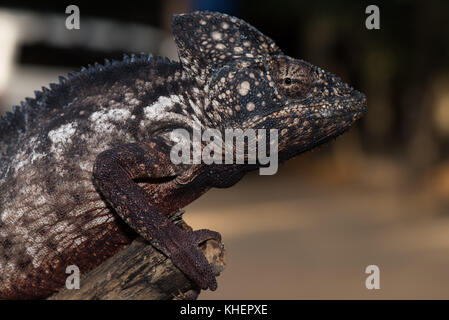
[270, 57, 315, 99]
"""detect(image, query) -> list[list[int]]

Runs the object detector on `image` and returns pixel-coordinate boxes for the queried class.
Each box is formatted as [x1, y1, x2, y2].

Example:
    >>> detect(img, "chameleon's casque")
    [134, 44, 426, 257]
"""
[0, 11, 366, 299]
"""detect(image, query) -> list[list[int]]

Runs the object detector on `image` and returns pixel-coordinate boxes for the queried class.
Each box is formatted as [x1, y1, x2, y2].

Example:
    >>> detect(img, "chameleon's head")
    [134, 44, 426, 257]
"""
[257, 54, 367, 161]
[172, 11, 366, 164]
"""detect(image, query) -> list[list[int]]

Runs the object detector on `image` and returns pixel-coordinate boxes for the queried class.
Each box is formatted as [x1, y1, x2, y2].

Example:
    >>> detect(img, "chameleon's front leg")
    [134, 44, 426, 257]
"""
[92, 138, 219, 290]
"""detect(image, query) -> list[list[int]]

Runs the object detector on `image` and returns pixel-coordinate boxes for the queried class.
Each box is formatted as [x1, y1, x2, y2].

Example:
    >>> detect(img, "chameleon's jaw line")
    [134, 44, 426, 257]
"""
[351, 89, 368, 117]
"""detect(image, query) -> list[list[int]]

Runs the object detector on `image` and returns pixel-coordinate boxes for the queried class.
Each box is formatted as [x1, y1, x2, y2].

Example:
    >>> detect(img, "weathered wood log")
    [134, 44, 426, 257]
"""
[48, 211, 226, 300]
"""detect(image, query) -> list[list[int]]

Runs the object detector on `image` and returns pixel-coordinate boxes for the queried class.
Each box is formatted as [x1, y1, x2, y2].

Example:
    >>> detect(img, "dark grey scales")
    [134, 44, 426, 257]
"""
[0, 11, 366, 299]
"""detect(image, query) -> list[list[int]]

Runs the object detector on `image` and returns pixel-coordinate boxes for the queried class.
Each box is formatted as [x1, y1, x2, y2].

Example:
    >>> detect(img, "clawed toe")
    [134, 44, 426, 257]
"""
[192, 229, 222, 245]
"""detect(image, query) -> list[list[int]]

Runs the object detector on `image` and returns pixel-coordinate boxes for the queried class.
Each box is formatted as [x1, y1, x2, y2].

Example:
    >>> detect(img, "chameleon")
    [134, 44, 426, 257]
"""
[0, 11, 366, 299]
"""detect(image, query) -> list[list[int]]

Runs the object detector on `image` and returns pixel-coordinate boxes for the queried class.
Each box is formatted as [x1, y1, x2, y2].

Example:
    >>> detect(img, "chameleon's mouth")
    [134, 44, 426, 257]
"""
[350, 89, 367, 119]
[320, 88, 367, 124]
[276, 88, 367, 161]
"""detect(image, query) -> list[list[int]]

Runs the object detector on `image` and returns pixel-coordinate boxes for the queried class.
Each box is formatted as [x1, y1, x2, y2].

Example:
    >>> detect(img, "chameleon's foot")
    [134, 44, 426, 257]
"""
[173, 288, 201, 300]
[169, 229, 221, 291]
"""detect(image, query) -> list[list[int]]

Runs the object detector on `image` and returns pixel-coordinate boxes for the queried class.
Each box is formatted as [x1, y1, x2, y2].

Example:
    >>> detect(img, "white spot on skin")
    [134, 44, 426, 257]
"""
[127, 98, 140, 106]
[238, 81, 251, 96]
[1, 206, 25, 222]
[211, 31, 222, 41]
[74, 237, 87, 246]
[79, 161, 92, 171]
[140, 95, 192, 128]
[83, 215, 110, 229]
[144, 96, 174, 118]
[48, 123, 77, 145]
[234, 47, 244, 54]
[91, 108, 130, 122]
[89, 108, 131, 133]
[31, 150, 46, 162]
[216, 43, 226, 50]
[222, 22, 229, 29]
[47, 123, 78, 158]
[246, 102, 256, 111]
[143, 95, 183, 120]
[12, 139, 47, 173]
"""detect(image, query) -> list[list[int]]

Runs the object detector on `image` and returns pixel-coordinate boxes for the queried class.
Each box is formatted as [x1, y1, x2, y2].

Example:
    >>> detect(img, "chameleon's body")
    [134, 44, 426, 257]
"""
[0, 12, 366, 299]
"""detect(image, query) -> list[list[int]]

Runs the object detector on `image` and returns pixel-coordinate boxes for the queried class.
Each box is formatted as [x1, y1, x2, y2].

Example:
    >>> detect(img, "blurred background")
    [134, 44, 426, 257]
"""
[1, 0, 449, 299]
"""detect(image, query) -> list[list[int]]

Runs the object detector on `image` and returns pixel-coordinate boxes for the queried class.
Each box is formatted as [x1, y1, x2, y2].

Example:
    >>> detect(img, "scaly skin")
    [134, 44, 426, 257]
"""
[0, 11, 366, 299]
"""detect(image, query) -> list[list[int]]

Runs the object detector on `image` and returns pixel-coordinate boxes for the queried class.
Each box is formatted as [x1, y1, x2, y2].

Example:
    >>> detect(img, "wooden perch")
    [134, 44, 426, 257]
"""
[48, 211, 226, 300]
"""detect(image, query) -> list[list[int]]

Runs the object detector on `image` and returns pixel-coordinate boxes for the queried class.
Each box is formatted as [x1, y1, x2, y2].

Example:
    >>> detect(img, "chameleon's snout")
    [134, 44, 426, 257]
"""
[350, 89, 367, 120]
